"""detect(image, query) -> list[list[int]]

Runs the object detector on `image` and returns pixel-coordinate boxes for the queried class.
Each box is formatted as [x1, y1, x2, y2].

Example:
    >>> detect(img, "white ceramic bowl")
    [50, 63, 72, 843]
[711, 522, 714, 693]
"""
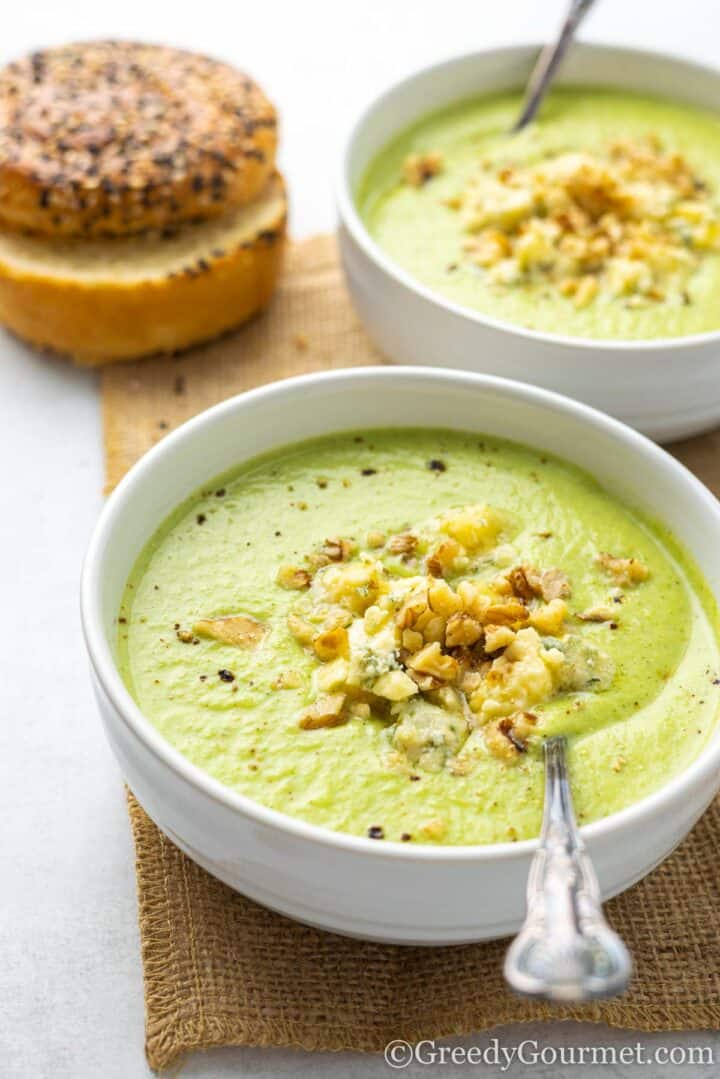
[81, 367, 720, 945]
[338, 44, 720, 443]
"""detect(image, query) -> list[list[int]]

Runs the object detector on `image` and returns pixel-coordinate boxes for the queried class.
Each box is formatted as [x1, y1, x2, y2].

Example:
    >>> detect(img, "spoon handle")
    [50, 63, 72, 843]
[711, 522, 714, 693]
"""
[512, 0, 599, 132]
[504, 736, 632, 1002]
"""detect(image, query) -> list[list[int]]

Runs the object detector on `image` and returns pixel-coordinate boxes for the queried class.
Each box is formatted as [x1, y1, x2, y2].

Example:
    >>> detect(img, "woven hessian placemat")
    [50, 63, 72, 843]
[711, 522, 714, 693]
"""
[103, 234, 720, 1071]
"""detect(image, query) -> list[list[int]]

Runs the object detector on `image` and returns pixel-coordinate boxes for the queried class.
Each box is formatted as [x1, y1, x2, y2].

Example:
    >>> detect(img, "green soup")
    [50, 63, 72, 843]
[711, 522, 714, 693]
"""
[359, 88, 720, 339]
[118, 429, 720, 845]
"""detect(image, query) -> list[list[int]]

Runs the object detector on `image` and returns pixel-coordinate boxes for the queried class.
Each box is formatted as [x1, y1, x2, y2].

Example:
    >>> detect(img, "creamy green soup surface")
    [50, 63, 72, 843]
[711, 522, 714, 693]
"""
[118, 429, 720, 845]
[359, 87, 720, 339]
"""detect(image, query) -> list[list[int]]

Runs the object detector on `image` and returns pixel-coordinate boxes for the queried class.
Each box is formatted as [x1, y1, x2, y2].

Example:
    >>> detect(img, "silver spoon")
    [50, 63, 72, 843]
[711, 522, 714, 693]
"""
[512, 0, 599, 132]
[504, 736, 632, 1001]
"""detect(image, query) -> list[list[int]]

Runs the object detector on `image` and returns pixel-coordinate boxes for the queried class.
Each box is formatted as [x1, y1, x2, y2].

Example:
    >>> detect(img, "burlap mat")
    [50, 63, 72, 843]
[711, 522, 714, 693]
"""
[103, 234, 720, 1071]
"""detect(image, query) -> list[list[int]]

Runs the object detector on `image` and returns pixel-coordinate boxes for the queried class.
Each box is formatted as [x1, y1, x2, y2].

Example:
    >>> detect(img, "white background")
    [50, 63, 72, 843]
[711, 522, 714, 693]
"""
[2, 2, 720, 1076]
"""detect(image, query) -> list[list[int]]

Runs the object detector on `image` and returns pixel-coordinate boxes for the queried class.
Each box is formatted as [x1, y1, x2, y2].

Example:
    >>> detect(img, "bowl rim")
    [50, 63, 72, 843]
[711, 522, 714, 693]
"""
[337, 40, 720, 352]
[81, 365, 720, 862]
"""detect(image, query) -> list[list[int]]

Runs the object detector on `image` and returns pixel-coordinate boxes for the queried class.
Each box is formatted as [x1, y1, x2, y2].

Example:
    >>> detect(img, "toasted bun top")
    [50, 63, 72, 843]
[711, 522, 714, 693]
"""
[0, 40, 277, 237]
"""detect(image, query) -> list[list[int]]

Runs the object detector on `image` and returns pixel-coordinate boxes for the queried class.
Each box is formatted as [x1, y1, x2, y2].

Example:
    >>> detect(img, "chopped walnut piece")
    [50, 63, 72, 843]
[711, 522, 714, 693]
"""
[573, 275, 599, 308]
[373, 670, 419, 701]
[312, 626, 349, 661]
[426, 538, 463, 577]
[498, 720, 526, 755]
[578, 604, 618, 623]
[445, 612, 483, 648]
[456, 579, 485, 614]
[402, 628, 424, 652]
[193, 614, 265, 648]
[512, 564, 571, 602]
[483, 600, 529, 627]
[597, 552, 649, 587]
[536, 567, 571, 602]
[403, 151, 443, 187]
[438, 504, 504, 552]
[277, 565, 312, 590]
[396, 592, 429, 631]
[315, 657, 349, 693]
[484, 720, 519, 760]
[415, 611, 446, 643]
[428, 579, 463, 617]
[318, 536, 353, 565]
[506, 566, 535, 601]
[466, 228, 511, 266]
[528, 598, 568, 635]
[407, 642, 459, 682]
[387, 532, 418, 557]
[313, 559, 386, 614]
[485, 711, 537, 759]
[484, 624, 515, 652]
[491, 575, 514, 597]
[425, 554, 444, 578]
[298, 693, 347, 730]
[324, 607, 354, 631]
[287, 613, 315, 645]
[407, 669, 443, 692]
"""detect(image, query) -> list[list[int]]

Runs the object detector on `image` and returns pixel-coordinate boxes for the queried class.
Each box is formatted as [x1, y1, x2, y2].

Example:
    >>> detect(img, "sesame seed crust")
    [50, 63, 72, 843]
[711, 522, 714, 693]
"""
[0, 40, 278, 238]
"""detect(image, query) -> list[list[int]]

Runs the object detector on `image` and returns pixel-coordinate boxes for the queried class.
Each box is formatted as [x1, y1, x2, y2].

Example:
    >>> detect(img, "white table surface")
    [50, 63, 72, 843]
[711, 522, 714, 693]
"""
[2, 2, 719, 1075]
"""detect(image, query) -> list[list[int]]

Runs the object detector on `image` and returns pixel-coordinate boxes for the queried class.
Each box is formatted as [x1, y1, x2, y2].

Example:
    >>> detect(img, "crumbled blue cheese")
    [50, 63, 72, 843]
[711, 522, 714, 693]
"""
[391, 697, 470, 772]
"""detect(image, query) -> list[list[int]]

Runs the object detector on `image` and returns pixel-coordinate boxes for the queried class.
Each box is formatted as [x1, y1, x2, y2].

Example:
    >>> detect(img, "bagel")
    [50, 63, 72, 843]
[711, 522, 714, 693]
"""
[0, 41, 277, 238]
[0, 172, 286, 364]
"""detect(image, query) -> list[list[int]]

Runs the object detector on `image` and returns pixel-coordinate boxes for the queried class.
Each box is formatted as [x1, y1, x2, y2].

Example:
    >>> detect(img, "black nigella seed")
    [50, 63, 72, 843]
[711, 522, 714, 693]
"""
[367, 825, 384, 840]
[361, 468, 377, 477]
[196, 514, 206, 525]
[218, 669, 235, 683]
[428, 459, 446, 472]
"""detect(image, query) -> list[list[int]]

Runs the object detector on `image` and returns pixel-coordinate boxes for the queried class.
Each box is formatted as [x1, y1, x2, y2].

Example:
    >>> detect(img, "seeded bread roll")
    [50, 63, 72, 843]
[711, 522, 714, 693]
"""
[0, 41, 277, 238]
[0, 172, 286, 364]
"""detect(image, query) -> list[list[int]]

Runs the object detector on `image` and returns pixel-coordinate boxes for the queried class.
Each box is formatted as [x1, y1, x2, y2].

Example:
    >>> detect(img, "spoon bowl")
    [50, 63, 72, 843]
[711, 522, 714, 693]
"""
[504, 737, 632, 1001]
